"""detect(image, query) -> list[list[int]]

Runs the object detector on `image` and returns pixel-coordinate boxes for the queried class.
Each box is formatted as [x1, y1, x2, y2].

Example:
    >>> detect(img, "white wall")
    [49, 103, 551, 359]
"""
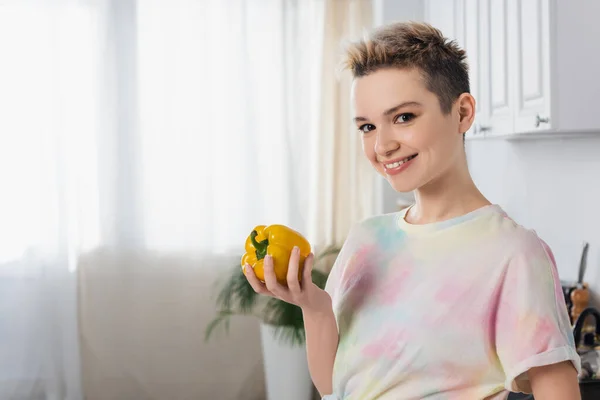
[467, 137, 600, 302]
[372, 0, 423, 27]
[375, 1, 600, 302]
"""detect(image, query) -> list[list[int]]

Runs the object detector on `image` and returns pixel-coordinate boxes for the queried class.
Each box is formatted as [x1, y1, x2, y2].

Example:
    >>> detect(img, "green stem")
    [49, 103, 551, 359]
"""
[250, 230, 269, 260]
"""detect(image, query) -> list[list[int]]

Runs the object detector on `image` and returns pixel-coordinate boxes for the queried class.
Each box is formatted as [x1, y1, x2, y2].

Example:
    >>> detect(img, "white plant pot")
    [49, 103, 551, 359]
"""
[259, 323, 314, 400]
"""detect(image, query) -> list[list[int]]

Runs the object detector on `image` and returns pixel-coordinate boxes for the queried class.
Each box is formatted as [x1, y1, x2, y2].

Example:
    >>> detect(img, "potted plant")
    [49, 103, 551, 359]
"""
[205, 245, 340, 400]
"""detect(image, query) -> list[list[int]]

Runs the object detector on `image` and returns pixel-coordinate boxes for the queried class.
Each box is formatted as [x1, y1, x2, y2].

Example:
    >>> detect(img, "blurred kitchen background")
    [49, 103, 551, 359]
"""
[1, 0, 599, 399]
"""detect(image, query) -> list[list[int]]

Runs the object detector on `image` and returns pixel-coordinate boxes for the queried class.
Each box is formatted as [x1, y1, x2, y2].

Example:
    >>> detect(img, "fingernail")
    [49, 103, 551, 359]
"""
[293, 246, 299, 254]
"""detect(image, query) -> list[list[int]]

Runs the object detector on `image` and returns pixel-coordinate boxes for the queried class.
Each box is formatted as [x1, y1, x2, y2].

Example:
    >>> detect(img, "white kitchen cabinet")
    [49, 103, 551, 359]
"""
[482, 0, 515, 137]
[423, 0, 458, 41]
[511, 0, 551, 135]
[424, 0, 600, 139]
[425, 0, 483, 138]
[455, 0, 487, 138]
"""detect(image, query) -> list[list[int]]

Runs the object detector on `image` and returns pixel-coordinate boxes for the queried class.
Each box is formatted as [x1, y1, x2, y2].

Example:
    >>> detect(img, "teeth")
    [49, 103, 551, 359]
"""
[385, 161, 403, 168]
[385, 155, 415, 169]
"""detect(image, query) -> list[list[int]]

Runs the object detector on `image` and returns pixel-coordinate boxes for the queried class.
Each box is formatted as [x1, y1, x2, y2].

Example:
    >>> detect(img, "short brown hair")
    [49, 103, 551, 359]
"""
[343, 21, 469, 114]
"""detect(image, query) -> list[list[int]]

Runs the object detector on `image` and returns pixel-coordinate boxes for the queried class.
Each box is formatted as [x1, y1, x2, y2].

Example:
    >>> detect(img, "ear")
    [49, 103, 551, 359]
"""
[456, 93, 476, 134]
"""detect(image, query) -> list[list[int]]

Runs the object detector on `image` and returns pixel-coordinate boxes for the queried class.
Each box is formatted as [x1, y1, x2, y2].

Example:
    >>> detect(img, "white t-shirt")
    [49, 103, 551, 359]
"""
[323, 204, 580, 399]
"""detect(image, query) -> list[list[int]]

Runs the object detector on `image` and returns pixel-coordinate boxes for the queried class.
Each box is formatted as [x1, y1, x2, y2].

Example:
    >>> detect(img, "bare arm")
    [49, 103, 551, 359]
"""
[529, 361, 581, 400]
[244, 247, 338, 397]
[303, 299, 338, 396]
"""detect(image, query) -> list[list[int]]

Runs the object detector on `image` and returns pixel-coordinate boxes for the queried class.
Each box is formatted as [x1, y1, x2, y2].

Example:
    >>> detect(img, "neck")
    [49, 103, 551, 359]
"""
[407, 157, 491, 224]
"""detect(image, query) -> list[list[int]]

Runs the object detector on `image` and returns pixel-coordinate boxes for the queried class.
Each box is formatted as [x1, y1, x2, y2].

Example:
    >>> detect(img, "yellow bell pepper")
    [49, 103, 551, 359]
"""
[241, 224, 312, 285]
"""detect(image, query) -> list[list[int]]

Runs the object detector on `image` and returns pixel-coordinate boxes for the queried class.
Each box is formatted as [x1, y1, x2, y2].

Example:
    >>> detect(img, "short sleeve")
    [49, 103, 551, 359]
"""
[324, 228, 354, 313]
[495, 233, 581, 393]
[323, 224, 361, 331]
[324, 251, 343, 305]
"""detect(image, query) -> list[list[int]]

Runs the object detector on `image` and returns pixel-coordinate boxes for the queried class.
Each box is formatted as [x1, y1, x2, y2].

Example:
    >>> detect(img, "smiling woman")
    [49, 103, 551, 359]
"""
[352, 67, 473, 193]
[317, 21, 581, 400]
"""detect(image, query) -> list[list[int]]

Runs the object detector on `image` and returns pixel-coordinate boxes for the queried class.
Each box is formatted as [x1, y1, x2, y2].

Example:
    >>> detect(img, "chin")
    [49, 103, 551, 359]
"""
[388, 180, 418, 193]
[381, 173, 419, 193]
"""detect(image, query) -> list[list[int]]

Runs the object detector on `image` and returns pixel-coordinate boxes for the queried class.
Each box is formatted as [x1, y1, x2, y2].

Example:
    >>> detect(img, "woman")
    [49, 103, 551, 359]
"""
[243, 21, 581, 400]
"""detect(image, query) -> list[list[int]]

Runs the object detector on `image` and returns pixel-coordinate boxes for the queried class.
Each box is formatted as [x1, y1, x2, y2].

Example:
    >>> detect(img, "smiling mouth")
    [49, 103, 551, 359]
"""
[383, 154, 418, 169]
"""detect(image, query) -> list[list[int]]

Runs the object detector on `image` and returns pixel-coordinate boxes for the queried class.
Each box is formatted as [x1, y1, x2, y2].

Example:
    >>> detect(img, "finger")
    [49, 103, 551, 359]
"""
[263, 254, 286, 296]
[244, 264, 270, 295]
[286, 246, 301, 293]
[302, 252, 314, 289]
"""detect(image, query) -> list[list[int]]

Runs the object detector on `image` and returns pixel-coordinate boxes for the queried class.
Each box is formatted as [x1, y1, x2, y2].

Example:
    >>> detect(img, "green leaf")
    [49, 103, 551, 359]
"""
[214, 265, 259, 314]
[269, 324, 306, 347]
[205, 245, 340, 345]
[204, 310, 234, 342]
[263, 297, 302, 326]
[262, 300, 305, 346]
[311, 269, 329, 290]
[316, 245, 341, 261]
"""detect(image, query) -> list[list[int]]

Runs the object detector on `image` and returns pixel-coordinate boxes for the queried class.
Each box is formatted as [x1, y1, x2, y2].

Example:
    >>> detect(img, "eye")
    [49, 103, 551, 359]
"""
[358, 124, 376, 134]
[394, 113, 416, 124]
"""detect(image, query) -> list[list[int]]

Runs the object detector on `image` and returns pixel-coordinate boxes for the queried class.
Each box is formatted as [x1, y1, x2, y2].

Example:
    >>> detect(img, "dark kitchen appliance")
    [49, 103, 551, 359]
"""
[561, 242, 590, 324]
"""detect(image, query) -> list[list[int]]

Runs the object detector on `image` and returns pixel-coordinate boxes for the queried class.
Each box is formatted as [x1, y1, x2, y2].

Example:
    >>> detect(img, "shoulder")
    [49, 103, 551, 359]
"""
[352, 211, 400, 233]
[507, 220, 553, 265]
[483, 209, 554, 263]
[334, 212, 398, 255]
[326, 212, 398, 279]
[488, 213, 559, 290]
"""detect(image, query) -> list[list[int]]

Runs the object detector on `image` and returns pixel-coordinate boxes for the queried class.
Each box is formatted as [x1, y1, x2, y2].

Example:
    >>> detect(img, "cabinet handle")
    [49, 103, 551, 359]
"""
[535, 114, 550, 127]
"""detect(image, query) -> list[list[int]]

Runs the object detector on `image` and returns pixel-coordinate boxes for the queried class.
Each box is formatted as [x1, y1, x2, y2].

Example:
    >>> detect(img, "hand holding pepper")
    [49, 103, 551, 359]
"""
[241, 224, 332, 316]
[241, 224, 312, 285]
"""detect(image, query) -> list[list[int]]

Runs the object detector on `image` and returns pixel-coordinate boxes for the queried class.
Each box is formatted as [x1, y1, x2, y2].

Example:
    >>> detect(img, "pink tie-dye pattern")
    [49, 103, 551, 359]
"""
[435, 281, 470, 303]
[361, 328, 409, 358]
[335, 244, 380, 317]
[377, 262, 412, 305]
[325, 207, 579, 400]
[339, 244, 377, 294]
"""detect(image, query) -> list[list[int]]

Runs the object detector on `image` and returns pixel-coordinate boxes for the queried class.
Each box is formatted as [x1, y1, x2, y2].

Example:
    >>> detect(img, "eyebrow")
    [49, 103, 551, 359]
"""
[353, 101, 422, 123]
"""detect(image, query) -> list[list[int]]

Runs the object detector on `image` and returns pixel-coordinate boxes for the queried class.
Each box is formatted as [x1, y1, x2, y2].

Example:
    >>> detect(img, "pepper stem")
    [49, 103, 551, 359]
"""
[250, 230, 269, 260]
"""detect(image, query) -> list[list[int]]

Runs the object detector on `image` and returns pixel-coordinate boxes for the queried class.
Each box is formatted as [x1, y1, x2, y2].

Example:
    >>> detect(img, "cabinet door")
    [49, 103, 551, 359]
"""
[457, 0, 487, 139]
[424, 0, 459, 40]
[511, 0, 551, 133]
[480, 0, 514, 136]
[425, 0, 481, 139]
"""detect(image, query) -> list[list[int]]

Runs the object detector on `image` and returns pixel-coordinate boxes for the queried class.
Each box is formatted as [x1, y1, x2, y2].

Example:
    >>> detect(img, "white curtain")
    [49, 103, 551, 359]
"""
[0, 2, 97, 398]
[309, 0, 375, 249]
[0, 0, 374, 399]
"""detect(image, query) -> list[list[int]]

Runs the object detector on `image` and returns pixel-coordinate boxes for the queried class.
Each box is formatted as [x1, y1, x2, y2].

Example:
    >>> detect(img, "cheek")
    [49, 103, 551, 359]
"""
[430, 124, 461, 157]
[411, 121, 436, 145]
[398, 126, 418, 144]
[361, 136, 376, 161]
[407, 119, 447, 151]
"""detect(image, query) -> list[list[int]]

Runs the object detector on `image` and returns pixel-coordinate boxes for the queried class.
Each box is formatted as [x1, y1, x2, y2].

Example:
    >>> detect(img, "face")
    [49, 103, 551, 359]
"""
[351, 68, 474, 193]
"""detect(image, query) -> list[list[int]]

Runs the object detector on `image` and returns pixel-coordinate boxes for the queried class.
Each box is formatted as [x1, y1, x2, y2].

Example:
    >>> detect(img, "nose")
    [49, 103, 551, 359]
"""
[374, 125, 400, 158]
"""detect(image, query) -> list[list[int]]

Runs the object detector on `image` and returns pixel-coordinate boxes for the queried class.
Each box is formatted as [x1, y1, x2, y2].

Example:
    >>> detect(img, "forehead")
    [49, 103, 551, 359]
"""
[351, 68, 431, 116]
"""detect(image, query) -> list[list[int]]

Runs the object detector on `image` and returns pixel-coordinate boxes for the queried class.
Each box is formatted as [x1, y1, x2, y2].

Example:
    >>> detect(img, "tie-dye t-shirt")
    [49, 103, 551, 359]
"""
[322, 204, 580, 400]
